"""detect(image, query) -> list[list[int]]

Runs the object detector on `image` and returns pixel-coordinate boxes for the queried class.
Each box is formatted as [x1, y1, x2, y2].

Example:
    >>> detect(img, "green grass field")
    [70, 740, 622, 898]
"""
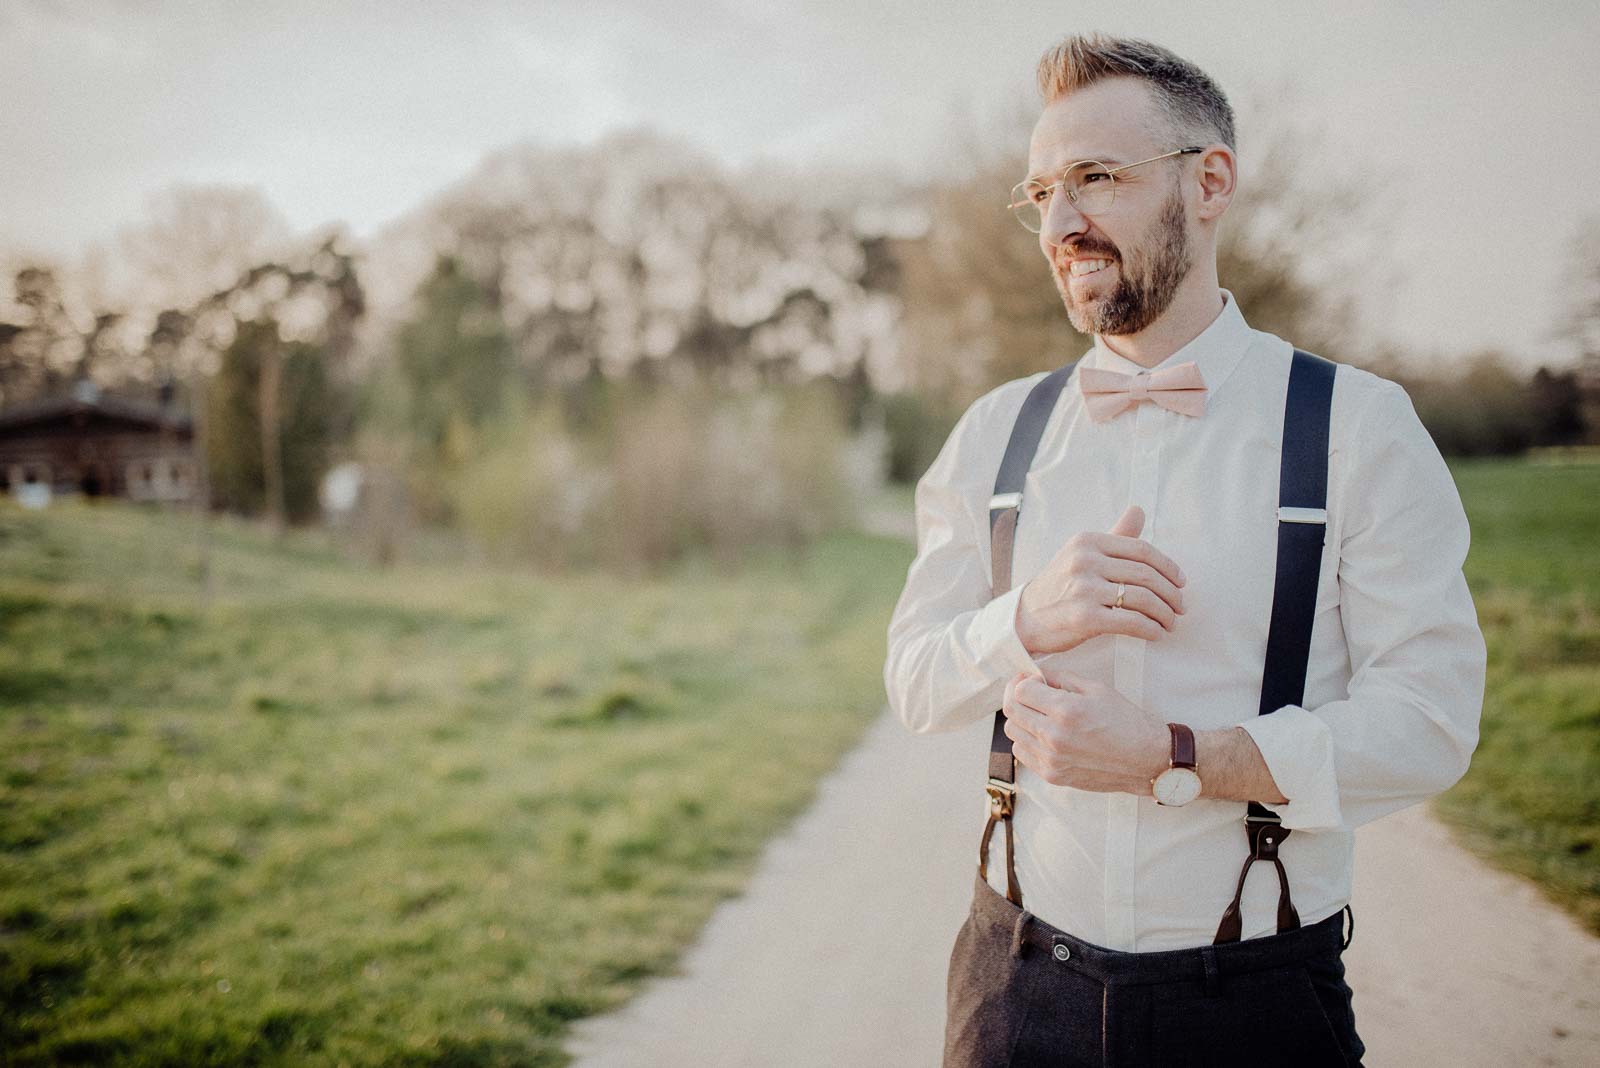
[0, 501, 915, 1066]
[0, 455, 1595, 1065]
[1433, 457, 1600, 934]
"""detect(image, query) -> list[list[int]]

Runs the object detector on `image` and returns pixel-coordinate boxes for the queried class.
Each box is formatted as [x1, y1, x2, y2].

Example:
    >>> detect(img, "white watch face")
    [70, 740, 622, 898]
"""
[1153, 767, 1202, 806]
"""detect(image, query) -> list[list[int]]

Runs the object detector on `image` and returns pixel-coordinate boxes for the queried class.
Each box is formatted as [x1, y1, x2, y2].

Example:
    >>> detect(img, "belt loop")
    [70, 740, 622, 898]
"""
[1200, 945, 1220, 996]
[1341, 904, 1355, 950]
[1011, 912, 1031, 959]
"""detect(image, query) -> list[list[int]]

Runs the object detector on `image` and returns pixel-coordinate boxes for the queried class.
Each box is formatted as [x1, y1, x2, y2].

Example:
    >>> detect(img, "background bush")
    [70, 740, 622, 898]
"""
[446, 380, 857, 572]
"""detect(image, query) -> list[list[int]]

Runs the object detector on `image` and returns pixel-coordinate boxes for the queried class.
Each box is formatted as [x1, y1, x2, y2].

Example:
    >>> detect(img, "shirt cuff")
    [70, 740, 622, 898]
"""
[969, 582, 1046, 679]
[1236, 706, 1344, 832]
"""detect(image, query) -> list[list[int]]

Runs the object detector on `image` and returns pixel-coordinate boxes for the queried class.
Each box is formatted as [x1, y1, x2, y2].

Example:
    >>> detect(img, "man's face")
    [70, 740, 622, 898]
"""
[1026, 77, 1196, 337]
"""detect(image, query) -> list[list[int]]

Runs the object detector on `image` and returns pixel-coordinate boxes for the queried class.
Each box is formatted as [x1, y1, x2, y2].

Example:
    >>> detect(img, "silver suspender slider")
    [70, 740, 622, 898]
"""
[1276, 506, 1327, 525]
[989, 491, 1022, 510]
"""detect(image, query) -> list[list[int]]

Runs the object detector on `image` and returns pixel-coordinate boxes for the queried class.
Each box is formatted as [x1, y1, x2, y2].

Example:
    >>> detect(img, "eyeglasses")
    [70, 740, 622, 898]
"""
[1008, 146, 1204, 233]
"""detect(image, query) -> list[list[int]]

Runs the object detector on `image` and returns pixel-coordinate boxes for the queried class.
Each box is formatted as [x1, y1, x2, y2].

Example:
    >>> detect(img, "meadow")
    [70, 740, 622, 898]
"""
[0, 501, 912, 1066]
[0, 455, 1595, 1066]
[1431, 457, 1600, 933]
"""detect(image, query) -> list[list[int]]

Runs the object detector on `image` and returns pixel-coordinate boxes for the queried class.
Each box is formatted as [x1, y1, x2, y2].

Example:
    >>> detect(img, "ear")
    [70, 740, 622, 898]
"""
[1193, 145, 1236, 222]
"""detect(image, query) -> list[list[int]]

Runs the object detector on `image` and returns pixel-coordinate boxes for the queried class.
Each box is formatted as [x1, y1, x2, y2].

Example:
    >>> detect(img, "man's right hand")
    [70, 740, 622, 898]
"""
[1014, 504, 1187, 656]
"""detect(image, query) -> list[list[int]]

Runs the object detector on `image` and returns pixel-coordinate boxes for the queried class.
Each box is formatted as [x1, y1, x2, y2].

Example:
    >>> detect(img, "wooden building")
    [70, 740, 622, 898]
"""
[0, 380, 197, 505]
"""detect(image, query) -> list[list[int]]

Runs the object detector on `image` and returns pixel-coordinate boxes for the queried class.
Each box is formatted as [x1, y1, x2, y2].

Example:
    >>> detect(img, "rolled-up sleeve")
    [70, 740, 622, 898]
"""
[1240, 379, 1486, 831]
[884, 385, 1046, 735]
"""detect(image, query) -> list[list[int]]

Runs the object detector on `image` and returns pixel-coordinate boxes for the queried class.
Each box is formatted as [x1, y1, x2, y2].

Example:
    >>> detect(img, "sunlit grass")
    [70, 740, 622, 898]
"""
[1435, 458, 1600, 934]
[1, 453, 1594, 1065]
[0, 499, 914, 1066]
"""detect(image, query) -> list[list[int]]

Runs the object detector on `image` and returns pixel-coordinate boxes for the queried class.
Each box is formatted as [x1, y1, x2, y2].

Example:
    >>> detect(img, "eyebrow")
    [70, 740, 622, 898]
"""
[1025, 156, 1130, 182]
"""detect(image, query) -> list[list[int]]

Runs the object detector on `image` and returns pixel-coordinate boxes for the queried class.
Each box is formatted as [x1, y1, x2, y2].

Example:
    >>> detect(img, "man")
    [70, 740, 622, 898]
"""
[883, 33, 1485, 1067]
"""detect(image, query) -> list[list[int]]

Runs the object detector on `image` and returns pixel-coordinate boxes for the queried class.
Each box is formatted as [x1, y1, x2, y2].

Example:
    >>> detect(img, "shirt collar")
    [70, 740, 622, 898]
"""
[1084, 288, 1252, 392]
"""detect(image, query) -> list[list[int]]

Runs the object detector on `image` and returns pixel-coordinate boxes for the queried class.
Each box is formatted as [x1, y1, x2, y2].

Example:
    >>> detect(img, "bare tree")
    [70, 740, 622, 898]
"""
[1561, 217, 1600, 442]
[0, 266, 84, 406]
[115, 184, 291, 313]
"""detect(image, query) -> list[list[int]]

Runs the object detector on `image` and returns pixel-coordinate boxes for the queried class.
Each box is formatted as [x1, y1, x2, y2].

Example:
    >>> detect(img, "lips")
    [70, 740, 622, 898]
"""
[1060, 255, 1117, 285]
[1059, 247, 1116, 266]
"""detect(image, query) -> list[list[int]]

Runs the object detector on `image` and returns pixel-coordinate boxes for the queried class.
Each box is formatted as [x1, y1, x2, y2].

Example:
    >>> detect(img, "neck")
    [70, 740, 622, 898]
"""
[1097, 273, 1226, 369]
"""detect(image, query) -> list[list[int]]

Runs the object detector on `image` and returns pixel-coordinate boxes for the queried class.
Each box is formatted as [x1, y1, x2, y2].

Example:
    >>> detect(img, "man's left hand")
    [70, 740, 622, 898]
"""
[1002, 667, 1170, 794]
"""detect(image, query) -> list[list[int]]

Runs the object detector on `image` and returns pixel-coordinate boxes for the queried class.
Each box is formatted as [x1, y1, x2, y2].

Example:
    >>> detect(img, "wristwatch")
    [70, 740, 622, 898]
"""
[1151, 722, 1202, 807]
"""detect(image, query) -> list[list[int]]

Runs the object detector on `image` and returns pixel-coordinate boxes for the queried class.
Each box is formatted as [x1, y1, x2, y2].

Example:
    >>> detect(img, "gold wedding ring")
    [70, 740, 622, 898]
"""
[1114, 582, 1126, 609]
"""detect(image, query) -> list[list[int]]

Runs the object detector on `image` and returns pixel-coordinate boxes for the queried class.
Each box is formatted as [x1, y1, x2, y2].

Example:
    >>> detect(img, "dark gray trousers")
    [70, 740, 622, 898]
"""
[943, 871, 1365, 1067]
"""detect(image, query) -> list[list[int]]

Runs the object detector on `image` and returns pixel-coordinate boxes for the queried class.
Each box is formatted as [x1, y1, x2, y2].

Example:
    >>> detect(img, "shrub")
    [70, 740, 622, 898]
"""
[1405, 351, 1540, 457]
[879, 391, 959, 485]
[447, 381, 857, 571]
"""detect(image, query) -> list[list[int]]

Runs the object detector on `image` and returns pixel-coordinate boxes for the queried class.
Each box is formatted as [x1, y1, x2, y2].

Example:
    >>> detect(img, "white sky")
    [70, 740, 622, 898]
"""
[3, 0, 1597, 367]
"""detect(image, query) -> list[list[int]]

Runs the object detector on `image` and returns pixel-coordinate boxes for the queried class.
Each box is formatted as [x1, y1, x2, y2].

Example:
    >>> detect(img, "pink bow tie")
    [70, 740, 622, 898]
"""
[1078, 361, 1208, 423]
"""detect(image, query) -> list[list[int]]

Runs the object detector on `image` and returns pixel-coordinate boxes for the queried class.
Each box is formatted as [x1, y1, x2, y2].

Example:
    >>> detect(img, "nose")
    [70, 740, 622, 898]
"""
[1040, 189, 1090, 250]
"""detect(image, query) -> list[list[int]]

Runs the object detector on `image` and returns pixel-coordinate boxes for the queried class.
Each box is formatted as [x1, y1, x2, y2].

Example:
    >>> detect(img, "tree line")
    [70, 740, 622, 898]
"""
[1, 126, 1594, 568]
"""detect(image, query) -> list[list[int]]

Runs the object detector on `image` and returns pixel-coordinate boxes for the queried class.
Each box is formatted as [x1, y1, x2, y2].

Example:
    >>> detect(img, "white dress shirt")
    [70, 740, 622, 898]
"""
[883, 288, 1485, 951]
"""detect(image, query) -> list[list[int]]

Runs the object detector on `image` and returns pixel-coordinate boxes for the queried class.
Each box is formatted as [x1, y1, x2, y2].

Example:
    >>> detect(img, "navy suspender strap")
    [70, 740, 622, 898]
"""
[1214, 347, 1338, 944]
[977, 361, 1078, 909]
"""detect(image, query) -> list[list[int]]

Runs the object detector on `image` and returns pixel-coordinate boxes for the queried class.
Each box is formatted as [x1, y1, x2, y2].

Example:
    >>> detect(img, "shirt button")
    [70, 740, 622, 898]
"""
[1053, 942, 1071, 961]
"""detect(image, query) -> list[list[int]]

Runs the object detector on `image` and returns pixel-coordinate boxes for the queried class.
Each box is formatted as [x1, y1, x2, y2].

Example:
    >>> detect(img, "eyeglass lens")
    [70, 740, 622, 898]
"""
[1011, 161, 1115, 233]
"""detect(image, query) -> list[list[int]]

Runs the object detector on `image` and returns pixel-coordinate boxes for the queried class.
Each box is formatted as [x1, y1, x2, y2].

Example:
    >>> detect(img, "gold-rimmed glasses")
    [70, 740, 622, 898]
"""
[1008, 146, 1204, 233]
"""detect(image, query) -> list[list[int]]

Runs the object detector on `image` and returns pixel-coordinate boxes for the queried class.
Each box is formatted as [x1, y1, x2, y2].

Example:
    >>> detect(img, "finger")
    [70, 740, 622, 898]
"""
[1102, 558, 1185, 615]
[1094, 603, 1168, 643]
[1038, 664, 1092, 693]
[1005, 686, 1055, 731]
[1010, 738, 1045, 778]
[1107, 504, 1144, 539]
[1011, 676, 1062, 713]
[1092, 533, 1186, 589]
[1099, 579, 1176, 631]
[1004, 712, 1045, 750]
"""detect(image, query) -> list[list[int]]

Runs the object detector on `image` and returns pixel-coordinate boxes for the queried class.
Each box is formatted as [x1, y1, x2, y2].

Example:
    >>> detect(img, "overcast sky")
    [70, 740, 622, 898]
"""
[3, 0, 1597, 367]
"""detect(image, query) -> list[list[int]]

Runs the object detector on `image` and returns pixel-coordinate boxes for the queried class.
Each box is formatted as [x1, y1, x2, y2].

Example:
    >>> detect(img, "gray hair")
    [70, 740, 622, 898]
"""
[1035, 33, 1237, 153]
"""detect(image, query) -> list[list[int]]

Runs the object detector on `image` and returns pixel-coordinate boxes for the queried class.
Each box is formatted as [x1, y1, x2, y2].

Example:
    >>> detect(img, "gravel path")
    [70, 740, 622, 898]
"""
[564, 707, 1600, 1067]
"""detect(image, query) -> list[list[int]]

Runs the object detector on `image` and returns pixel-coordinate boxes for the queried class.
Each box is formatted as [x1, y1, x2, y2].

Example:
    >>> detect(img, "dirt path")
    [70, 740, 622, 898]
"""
[564, 707, 1600, 1067]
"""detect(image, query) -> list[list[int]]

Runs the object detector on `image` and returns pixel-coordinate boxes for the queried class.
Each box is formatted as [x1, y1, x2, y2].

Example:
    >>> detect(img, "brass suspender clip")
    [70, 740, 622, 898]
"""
[1244, 812, 1289, 857]
[985, 778, 1016, 818]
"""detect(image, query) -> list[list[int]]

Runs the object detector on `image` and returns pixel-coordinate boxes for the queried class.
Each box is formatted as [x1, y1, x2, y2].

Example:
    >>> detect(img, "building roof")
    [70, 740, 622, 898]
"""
[0, 381, 193, 437]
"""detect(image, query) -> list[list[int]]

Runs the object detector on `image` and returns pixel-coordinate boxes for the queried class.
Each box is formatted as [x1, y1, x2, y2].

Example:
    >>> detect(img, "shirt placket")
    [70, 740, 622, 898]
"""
[1104, 392, 1164, 951]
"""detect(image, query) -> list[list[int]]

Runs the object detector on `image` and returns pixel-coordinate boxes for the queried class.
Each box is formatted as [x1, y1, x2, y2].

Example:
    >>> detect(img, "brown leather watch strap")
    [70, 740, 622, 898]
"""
[1168, 722, 1196, 770]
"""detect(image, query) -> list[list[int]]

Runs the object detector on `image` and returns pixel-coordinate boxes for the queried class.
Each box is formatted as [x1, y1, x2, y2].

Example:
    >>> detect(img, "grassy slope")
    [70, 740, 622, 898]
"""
[0, 501, 915, 1066]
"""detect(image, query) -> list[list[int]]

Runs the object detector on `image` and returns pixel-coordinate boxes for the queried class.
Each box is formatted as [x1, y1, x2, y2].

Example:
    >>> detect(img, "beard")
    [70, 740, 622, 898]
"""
[1053, 181, 1194, 337]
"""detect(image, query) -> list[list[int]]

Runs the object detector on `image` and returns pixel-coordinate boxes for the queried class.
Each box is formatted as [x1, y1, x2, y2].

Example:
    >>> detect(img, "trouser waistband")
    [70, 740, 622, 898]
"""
[968, 869, 1347, 988]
